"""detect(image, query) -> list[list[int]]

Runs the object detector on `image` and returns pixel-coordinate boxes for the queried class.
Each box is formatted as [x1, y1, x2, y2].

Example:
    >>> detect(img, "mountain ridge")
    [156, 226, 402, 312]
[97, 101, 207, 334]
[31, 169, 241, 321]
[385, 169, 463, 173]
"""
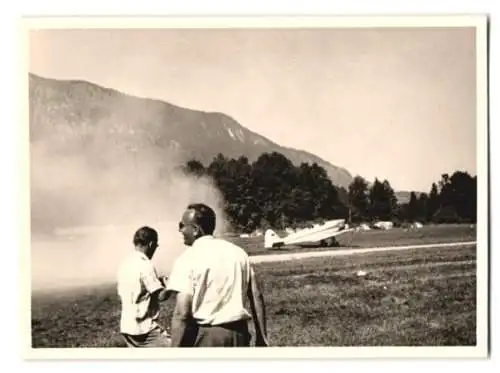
[29, 72, 354, 188]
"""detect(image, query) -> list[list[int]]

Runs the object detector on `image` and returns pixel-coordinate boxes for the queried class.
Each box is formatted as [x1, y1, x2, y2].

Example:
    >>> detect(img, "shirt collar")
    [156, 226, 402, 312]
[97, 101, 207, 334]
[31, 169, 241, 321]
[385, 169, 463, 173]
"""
[192, 235, 214, 248]
[134, 250, 150, 261]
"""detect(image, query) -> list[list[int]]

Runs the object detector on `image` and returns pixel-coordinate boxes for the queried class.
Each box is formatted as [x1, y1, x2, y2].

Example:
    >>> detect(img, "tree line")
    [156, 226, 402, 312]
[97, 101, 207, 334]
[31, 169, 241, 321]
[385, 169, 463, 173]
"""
[182, 152, 477, 233]
[347, 172, 477, 225]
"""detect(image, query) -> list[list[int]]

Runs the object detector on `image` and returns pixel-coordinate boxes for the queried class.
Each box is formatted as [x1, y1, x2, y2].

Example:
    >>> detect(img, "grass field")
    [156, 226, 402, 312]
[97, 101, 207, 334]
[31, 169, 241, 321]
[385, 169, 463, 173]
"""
[31, 226, 477, 347]
[255, 244, 476, 346]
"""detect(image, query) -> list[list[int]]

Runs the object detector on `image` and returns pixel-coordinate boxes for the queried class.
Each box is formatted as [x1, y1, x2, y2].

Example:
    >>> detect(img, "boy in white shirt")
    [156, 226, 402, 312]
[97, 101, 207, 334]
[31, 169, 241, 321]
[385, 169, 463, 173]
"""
[117, 226, 173, 347]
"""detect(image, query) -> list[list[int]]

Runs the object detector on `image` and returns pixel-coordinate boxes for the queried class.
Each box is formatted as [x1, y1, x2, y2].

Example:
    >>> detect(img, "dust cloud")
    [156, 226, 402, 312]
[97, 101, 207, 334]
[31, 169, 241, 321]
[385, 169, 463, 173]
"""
[30, 133, 230, 293]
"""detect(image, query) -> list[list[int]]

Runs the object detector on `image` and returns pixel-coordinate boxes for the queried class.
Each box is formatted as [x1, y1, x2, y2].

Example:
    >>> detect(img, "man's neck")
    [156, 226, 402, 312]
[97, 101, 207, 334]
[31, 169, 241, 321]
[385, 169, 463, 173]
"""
[193, 234, 214, 245]
[135, 247, 150, 258]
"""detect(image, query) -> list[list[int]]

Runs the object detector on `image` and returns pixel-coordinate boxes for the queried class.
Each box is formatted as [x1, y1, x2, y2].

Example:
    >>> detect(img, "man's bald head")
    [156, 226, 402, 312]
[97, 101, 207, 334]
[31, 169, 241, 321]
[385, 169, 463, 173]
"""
[178, 203, 216, 246]
[186, 203, 216, 235]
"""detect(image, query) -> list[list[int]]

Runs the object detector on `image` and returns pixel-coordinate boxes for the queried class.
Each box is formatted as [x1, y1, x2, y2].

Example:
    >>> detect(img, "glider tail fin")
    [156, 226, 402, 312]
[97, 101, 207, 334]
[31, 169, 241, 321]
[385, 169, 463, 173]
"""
[264, 229, 283, 249]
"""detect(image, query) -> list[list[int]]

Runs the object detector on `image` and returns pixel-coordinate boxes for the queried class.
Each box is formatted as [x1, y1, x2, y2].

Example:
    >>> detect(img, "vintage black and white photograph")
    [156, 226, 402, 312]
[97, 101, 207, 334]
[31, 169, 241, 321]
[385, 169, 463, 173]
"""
[22, 15, 489, 358]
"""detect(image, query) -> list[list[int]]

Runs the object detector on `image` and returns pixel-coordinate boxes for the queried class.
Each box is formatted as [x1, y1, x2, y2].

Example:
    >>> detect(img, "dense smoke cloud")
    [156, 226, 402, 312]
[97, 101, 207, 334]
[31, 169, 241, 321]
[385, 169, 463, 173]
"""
[30, 102, 229, 292]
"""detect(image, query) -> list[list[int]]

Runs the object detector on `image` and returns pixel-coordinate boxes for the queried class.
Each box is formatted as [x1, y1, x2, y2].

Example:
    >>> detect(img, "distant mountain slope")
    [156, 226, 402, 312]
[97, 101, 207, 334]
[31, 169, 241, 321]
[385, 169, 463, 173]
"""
[29, 73, 353, 188]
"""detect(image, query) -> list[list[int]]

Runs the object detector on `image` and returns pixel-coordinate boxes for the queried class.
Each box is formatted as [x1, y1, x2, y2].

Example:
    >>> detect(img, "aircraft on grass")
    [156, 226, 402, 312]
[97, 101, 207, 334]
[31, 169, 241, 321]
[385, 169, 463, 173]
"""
[264, 219, 354, 249]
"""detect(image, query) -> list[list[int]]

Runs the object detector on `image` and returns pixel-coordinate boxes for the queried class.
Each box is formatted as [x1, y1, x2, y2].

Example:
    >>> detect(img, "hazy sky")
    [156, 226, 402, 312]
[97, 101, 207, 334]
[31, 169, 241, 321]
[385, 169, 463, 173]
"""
[29, 26, 477, 192]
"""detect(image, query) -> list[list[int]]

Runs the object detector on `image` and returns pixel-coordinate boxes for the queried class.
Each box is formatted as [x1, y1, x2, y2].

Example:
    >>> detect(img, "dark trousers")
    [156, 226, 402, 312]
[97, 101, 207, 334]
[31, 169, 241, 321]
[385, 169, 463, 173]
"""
[194, 320, 251, 347]
[121, 326, 171, 347]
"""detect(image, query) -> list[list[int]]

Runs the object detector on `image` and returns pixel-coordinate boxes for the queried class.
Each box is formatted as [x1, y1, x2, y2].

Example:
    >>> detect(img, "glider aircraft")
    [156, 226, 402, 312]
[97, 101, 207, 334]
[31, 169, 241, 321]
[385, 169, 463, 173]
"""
[264, 219, 354, 249]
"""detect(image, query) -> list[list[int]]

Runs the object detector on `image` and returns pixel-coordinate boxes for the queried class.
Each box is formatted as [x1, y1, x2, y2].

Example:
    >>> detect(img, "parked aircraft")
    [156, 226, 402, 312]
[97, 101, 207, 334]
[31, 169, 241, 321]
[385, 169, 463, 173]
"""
[264, 219, 354, 249]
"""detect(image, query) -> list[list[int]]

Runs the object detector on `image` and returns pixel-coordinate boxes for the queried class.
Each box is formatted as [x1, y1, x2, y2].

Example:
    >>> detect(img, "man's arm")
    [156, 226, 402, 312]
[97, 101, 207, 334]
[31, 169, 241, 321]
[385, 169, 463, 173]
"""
[142, 266, 172, 302]
[164, 255, 196, 347]
[155, 276, 173, 302]
[247, 266, 269, 347]
[170, 291, 194, 347]
[152, 287, 174, 302]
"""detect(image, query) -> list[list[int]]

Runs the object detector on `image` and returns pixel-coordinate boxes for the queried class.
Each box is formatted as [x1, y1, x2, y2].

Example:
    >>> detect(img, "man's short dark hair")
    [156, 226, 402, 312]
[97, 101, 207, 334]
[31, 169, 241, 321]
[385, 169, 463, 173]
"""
[187, 203, 216, 235]
[133, 226, 158, 246]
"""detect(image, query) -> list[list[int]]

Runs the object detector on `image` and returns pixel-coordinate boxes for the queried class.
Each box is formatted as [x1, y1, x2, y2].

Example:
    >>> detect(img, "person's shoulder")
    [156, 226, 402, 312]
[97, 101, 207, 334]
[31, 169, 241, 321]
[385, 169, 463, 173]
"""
[214, 236, 243, 248]
[216, 237, 250, 258]
[123, 251, 155, 275]
[116, 252, 137, 280]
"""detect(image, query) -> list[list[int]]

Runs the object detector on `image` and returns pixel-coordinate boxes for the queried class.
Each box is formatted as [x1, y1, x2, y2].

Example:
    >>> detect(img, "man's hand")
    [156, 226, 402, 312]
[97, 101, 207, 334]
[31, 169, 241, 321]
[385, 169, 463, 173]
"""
[247, 266, 268, 347]
[255, 335, 269, 347]
[152, 276, 172, 302]
[159, 275, 168, 287]
[170, 292, 194, 347]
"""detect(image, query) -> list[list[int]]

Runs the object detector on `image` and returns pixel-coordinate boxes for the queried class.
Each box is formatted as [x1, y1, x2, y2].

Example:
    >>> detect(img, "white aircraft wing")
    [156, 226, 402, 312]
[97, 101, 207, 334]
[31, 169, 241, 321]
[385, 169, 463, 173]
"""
[283, 227, 353, 245]
[263, 219, 353, 249]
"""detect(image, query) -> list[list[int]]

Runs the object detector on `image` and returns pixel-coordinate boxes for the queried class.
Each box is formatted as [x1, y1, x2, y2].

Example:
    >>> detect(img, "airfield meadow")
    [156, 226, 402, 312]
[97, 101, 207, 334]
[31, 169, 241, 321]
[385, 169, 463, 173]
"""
[30, 224, 478, 348]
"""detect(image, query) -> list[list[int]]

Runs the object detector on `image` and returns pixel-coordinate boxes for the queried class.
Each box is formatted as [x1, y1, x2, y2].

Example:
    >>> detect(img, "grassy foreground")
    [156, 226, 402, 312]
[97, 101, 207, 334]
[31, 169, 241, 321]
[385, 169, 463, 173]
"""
[256, 244, 476, 346]
[31, 242, 477, 348]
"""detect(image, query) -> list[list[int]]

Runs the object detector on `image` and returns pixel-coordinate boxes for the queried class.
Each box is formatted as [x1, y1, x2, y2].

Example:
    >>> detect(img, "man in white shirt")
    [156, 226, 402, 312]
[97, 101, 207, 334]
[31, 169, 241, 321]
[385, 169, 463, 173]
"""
[166, 203, 269, 347]
[117, 226, 173, 347]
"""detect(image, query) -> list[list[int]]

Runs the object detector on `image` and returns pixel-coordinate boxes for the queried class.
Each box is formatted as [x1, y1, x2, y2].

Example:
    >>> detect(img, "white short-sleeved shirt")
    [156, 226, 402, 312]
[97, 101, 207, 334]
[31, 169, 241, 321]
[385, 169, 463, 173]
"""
[166, 235, 252, 326]
[116, 250, 164, 335]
